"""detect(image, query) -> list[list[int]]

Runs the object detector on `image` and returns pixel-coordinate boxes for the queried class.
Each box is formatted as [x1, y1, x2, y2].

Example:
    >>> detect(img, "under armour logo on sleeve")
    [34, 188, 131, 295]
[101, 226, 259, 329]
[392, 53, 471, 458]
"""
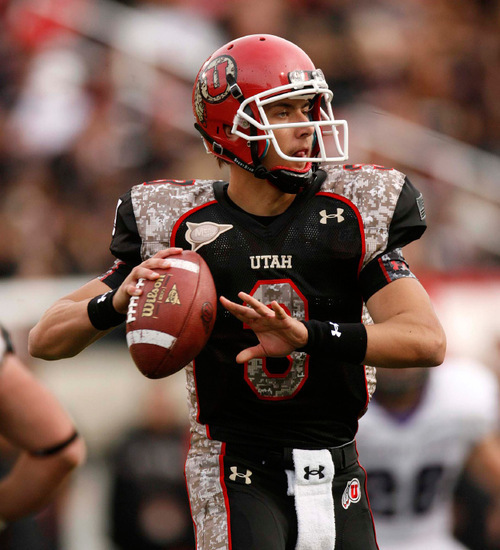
[329, 322, 342, 337]
[97, 291, 112, 303]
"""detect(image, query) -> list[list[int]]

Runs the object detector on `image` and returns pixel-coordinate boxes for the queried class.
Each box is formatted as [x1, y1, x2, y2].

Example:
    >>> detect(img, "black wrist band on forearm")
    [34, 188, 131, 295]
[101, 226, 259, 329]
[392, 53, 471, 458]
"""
[87, 288, 126, 330]
[297, 320, 367, 364]
[30, 430, 79, 457]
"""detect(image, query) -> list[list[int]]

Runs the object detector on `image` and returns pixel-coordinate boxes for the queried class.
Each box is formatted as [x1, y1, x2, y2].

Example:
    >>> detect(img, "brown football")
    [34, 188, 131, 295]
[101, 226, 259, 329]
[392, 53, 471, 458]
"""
[126, 250, 216, 379]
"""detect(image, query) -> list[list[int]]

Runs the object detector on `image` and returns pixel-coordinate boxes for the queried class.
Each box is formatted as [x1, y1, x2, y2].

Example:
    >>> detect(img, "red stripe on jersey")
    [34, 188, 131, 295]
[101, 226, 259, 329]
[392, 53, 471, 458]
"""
[378, 256, 392, 283]
[362, 365, 371, 412]
[192, 358, 206, 433]
[219, 443, 233, 549]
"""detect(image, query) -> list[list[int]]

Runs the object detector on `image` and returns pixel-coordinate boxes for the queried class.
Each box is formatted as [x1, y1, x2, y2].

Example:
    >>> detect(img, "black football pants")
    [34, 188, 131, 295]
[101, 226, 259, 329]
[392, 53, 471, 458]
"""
[223, 442, 379, 550]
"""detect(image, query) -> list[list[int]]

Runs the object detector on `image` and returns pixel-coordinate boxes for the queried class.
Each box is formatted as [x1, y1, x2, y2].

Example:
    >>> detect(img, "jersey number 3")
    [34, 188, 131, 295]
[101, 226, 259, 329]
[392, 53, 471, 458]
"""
[244, 280, 310, 401]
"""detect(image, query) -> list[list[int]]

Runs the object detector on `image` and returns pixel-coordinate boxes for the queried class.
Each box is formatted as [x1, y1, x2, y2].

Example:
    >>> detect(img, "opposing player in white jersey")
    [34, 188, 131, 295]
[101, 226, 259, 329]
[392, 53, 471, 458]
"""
[356, 358, 500, 550]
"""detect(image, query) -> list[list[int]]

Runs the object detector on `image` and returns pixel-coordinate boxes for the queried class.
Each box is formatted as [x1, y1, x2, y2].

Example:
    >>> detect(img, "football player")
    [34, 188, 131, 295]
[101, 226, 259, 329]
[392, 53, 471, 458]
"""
[0, 324, 85, 530]
[29, 34, 446, 549]
[356, 359, 500, 550]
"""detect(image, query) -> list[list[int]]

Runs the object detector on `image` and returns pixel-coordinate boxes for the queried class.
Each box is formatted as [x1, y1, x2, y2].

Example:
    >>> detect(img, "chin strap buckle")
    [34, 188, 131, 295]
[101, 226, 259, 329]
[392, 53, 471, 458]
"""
[253, 165, 269, 180]
[212, 141, 224, 156]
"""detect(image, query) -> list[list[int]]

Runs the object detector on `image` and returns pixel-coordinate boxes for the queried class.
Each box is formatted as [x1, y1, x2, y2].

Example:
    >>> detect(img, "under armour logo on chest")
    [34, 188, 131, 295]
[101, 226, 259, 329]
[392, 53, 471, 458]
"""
[319, 208, 344, 224]
[229, 466, 253, 485]
[303, 465, 325, 480]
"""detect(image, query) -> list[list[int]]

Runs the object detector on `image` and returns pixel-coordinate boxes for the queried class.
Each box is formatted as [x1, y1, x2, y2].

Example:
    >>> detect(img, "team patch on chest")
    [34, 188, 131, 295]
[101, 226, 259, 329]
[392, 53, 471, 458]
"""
[186, 221, 233, 251]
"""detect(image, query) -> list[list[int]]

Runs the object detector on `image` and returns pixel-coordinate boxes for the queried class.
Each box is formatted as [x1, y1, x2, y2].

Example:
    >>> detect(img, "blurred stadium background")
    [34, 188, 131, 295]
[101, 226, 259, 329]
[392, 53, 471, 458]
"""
[0, 0, 499, 548]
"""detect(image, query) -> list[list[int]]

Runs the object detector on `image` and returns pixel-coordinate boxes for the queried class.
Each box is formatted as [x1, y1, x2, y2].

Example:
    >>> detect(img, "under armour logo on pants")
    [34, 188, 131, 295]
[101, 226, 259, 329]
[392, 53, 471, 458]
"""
[229, 466, 252, 485]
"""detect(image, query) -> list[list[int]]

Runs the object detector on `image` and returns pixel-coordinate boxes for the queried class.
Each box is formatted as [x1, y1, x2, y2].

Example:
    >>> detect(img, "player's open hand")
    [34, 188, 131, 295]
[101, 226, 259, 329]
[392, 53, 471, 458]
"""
[220, 292, 308, 363]
[113, 248, 184, 314]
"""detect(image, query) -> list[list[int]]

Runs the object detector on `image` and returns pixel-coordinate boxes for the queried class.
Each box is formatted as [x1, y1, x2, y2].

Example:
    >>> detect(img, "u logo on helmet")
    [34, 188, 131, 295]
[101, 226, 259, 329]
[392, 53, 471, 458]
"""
[194, 55, 236, 125]
[196, 55, 236, 104]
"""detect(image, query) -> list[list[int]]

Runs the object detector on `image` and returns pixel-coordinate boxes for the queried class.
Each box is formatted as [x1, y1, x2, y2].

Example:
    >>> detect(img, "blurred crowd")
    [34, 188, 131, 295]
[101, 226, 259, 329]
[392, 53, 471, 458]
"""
[0, 0, 499, 279]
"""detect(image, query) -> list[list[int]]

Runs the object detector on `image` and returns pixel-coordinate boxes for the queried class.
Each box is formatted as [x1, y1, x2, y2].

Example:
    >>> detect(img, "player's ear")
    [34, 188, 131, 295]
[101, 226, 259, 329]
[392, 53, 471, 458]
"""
[224, 125, 238, 141]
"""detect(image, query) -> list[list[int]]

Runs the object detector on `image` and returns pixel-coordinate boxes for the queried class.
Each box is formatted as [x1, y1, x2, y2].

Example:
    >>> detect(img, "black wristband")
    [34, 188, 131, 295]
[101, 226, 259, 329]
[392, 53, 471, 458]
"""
[297, 320, 367, 364]
[87, 288, 126, 330]
[31, 430, 79, 457]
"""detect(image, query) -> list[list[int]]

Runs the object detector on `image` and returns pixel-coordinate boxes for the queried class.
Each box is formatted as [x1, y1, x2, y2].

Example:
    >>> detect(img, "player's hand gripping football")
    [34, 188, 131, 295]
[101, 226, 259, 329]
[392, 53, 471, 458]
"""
[220, 292, 308, 363]
[112, 248, 184, 314]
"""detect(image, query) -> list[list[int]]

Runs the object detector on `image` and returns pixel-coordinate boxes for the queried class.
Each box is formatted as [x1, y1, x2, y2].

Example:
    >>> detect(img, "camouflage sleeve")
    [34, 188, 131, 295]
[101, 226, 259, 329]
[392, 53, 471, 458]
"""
[358, 177, 426, 301]
[99, 180, 215, 288]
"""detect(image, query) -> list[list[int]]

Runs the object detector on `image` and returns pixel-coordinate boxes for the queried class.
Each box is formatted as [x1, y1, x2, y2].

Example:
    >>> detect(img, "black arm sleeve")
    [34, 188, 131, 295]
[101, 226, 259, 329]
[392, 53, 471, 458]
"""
[387, 176, 427, 251]
[98, 190, 141, 289]
[109, 190, 143, 266]
[359, 248, 417, 302]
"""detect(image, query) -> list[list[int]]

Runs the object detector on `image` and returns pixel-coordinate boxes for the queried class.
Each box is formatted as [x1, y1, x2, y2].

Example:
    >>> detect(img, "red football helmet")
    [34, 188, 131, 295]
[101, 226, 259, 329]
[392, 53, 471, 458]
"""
[192, 34, 348, 193]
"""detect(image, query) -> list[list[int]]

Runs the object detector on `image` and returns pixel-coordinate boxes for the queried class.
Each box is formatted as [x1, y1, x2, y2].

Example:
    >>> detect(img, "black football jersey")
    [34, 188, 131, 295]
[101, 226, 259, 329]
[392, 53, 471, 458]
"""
[103, 164, 426, 448]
